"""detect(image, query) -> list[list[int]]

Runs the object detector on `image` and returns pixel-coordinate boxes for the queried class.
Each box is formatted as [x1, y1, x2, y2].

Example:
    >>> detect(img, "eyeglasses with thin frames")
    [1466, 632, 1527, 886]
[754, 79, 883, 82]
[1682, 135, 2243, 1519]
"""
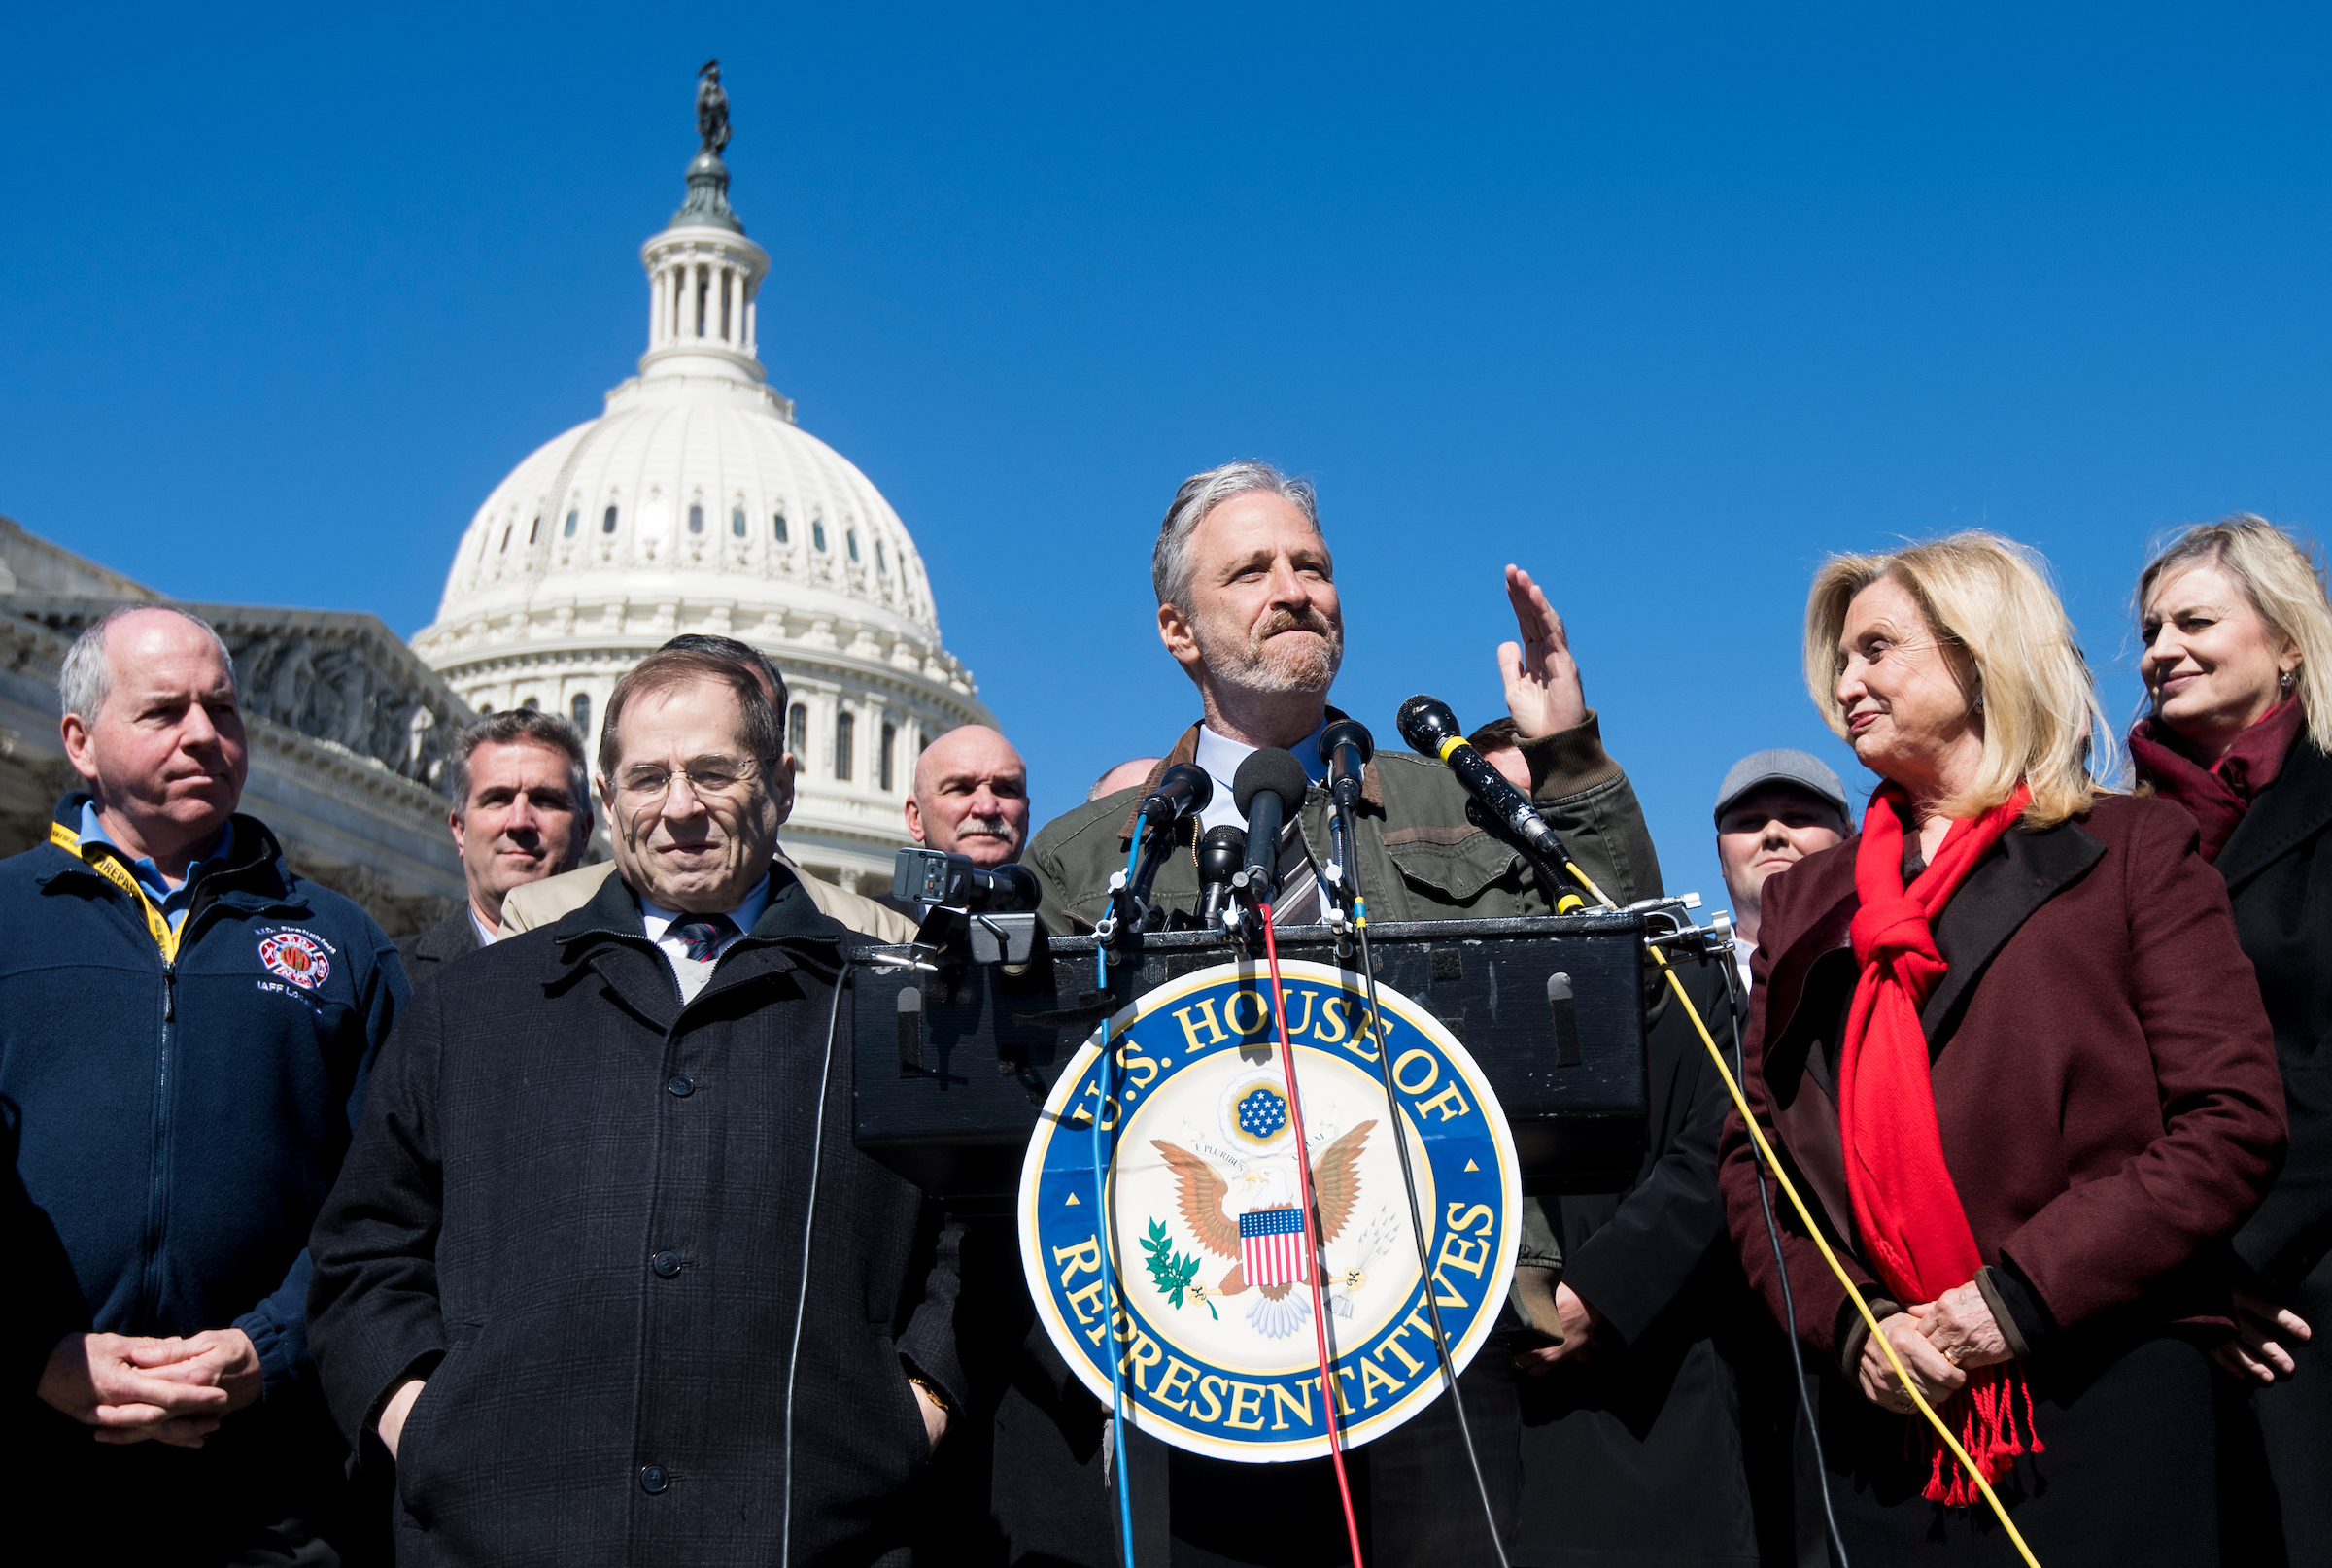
[611, 756, 763, 806]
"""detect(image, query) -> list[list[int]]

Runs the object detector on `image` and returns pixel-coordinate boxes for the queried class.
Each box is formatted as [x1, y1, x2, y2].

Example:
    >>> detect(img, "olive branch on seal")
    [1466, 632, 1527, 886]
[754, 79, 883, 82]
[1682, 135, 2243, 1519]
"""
[1141, 1218, 1217, 1319]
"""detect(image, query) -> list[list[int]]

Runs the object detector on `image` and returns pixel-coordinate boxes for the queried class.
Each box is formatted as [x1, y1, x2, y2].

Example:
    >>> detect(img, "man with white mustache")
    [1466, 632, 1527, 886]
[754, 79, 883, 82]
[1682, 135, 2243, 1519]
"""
[905, 724, 1030, 868]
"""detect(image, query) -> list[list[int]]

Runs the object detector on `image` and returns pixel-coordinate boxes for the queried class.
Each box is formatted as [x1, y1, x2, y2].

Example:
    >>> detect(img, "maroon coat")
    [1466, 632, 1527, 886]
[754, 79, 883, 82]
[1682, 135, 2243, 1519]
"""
[1718, 793, 2286, 1361]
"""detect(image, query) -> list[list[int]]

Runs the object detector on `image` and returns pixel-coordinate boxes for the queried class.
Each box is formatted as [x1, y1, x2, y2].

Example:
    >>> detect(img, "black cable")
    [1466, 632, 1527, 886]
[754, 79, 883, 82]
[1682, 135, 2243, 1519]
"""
[1717, 954, 1848, 1568]
[1332, 807, 1514, 1568]
[783, 953, 853, 1568]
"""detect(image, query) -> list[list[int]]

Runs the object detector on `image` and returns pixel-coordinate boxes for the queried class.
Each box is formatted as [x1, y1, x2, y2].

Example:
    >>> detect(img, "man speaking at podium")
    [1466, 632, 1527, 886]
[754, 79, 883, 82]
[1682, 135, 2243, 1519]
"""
[995, 462, 1762, 1566]
[1025, 460, 1654, 937]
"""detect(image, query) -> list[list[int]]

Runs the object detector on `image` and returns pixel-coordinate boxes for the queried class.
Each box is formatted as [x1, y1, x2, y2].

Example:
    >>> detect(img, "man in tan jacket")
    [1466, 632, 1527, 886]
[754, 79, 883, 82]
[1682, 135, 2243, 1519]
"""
[497, 634, 917, 944]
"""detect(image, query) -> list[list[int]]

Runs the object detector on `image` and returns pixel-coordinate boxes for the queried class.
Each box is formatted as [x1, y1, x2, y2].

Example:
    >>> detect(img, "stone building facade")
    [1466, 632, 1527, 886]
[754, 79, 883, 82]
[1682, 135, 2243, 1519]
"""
[0, 515, 469, 936]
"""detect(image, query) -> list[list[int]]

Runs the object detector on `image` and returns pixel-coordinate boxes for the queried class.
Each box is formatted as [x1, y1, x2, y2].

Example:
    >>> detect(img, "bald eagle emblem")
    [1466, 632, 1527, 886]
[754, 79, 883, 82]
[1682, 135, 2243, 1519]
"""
[1150, 1121, 1375, 1339]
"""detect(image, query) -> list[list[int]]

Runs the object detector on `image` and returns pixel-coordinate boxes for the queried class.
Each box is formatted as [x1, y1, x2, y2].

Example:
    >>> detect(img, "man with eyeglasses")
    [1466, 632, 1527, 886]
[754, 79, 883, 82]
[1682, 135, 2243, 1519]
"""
[497, 633, 918, 944]
[309, 646, 966, 1564]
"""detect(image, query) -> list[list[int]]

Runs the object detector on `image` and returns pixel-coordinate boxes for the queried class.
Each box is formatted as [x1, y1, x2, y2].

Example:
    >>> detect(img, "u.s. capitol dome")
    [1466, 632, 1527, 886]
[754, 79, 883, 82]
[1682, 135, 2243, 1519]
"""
[411, 85, 991, 892]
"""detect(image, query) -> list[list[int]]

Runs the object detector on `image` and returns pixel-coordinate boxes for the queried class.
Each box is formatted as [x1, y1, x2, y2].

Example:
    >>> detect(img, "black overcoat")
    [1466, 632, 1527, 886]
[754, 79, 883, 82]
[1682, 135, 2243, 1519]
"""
[1374, 956, 1809, 1568]
[2213, 736, 2332, 1298]
[2199, 737, 2332, 1564]
[308, 867, 966, 1568]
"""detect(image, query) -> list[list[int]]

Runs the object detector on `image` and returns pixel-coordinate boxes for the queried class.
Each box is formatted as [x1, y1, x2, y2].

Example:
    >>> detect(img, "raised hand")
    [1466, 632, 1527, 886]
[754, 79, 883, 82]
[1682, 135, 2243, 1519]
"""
[1498, 565, 1587, 741]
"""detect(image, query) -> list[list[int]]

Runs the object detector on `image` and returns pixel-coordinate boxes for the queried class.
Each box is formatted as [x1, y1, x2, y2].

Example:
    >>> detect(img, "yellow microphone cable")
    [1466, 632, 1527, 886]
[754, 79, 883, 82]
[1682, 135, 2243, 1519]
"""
[1547, 851, 2044, 1568]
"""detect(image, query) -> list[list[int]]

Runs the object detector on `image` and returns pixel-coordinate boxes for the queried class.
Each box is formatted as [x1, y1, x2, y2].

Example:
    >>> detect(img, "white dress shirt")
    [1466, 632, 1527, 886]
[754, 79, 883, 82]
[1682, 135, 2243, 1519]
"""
[639, 874, 772, 1002]
[1192, 721, 1333, 923]
[1192, 720, 1331, 834]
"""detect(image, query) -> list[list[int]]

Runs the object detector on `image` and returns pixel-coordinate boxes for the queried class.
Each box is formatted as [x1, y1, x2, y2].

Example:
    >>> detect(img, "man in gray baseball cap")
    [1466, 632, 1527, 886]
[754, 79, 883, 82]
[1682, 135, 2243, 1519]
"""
[1713, 749, 1852, 996]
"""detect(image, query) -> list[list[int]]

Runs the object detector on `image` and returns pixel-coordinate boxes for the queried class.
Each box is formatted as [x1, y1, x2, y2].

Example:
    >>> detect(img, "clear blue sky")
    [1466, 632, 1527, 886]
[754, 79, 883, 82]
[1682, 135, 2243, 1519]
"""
[6, 5, 2329, 908]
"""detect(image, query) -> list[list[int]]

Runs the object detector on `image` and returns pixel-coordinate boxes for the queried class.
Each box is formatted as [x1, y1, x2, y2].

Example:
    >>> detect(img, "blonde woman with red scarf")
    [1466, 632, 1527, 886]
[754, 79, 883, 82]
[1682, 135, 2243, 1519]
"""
[1717, 532, 2285, 1565]
[2129, 515, 2332, 1568]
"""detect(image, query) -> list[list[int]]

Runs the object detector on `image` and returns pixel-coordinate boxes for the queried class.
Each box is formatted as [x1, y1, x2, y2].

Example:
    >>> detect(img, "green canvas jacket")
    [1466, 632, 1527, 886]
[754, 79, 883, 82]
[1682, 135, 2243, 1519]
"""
[1026, 707, 1664, 1288]
[1026, 707, 1663, 935]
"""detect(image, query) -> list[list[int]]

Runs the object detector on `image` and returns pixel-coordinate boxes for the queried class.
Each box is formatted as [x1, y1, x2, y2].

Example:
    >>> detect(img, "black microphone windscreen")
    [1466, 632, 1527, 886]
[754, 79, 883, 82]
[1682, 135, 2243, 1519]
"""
[1232, 747, 1311, 818]
[1397, 695, 1462, 756]
[1140, 762, 1213, 819]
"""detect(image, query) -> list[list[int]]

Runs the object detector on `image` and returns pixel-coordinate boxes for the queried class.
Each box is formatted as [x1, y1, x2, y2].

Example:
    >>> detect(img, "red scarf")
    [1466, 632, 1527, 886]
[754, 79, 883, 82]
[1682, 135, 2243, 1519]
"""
[1839, 780, 2040, 1506]
[2126, 696, 2304, 862]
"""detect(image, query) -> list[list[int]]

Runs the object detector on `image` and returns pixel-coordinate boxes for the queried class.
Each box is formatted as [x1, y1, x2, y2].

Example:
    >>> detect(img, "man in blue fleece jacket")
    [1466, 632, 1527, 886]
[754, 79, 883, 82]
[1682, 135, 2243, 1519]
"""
[1, 604, 407, 1563]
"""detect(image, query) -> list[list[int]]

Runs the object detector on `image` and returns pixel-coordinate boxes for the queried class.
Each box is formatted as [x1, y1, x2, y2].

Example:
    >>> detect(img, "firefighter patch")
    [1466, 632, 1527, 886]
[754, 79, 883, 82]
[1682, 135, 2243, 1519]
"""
[257, 930, 331, 990]
[1019, 959, 1522, 1463]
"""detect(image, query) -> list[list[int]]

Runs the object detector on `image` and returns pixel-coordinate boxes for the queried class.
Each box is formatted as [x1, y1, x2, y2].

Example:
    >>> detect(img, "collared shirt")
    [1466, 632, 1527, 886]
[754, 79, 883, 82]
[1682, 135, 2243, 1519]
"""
[1192, 720, 1330, 835]
[77, 802, 232, 935]
[468, 905, 498, 948]
[639, 874, 771, 1002]
[1733, 940, 1756, 1002]
[1193, 721, 1330, 924]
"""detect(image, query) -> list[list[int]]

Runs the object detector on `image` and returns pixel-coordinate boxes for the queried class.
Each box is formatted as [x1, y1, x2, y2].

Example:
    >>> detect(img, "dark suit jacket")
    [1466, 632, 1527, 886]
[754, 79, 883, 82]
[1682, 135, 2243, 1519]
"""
[1511, 956, 1793, 1564]
[309, 865, 965, 1567]
[2212, 737, 2332, 1297]
[1717, 794, 2285, 1362]
[393, 906, 480, 982]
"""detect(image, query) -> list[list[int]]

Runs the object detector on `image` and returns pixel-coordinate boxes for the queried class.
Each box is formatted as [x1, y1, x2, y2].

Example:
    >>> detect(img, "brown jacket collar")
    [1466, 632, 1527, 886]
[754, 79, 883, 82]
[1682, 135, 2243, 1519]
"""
[1113, 707, 1385, 843]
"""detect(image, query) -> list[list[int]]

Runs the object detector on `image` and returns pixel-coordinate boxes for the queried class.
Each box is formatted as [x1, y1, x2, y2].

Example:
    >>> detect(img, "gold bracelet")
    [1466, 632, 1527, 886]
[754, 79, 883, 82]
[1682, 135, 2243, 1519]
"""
[907, 1373, 952, 1414]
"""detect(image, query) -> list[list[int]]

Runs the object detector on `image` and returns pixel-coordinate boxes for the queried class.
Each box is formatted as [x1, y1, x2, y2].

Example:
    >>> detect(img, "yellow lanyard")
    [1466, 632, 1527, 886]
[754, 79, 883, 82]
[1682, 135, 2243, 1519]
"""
[51, 820, 182, 962]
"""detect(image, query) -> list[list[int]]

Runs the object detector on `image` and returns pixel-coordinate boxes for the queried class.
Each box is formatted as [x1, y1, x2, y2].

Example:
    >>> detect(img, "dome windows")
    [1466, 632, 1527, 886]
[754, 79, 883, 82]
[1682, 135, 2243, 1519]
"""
[879, 722, 897, 792]
[846, 529, 861, 563]
[565, 508, 578, 538]
[773, 511, 790, 544]
[834, 710, 855, 781]
[688, 503, 704, 535]
[529, 514, 542, 545]
[500, 524, 513, 553]
[875, 540, 888, 574]
[602, 505, 620, 534]
[812, 520, 828, 553]
[787, 702, 807, 759]
[570, 692, 591, 733]
[731, 506, 746, 538]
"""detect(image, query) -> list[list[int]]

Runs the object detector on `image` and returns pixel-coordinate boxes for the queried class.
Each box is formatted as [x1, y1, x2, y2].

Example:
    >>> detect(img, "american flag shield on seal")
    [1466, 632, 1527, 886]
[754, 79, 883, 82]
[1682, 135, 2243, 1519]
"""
[1238, 1205, 1309, 1290]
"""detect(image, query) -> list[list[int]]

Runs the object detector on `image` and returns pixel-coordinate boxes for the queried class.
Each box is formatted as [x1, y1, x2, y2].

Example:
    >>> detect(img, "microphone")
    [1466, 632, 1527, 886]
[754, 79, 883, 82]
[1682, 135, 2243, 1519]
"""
[1196, 825, 1246, 927]
[1396, 695, 1571, 869]
[1135, 763, 1213, 830]
[1319, 719, 1373, 811]
[891, 848, 1042, 912]
[1232, 748, 1311, 904]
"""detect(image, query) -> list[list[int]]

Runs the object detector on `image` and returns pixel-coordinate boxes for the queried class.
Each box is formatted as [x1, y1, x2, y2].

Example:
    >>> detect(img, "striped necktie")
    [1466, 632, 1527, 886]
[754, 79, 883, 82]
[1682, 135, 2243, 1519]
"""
[669, 912, 740, 962]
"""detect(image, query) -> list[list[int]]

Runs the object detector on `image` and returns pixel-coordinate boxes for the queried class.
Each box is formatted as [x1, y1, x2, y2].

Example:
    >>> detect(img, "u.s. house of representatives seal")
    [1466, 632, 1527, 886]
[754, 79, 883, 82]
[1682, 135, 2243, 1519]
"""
[1019, 959, 1523, 1462]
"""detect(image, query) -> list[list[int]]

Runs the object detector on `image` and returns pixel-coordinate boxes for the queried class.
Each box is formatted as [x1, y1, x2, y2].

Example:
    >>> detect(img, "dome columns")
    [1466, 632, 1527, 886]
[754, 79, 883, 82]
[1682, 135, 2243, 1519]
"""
[414, 74, 985, 892]
[640, 229, 770, 385]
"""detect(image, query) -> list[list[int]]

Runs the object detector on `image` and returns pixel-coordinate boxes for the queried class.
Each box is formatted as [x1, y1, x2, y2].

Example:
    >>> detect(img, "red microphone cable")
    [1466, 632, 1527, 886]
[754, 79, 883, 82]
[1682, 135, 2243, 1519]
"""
[1258, 904, 1367, 1568]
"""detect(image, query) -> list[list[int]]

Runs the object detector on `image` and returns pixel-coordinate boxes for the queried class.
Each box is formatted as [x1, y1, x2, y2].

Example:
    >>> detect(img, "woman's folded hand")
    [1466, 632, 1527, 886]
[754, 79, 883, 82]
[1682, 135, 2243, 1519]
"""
[1919, 1281, 2013, 1370]
[1859, 1310, 1968, 1414]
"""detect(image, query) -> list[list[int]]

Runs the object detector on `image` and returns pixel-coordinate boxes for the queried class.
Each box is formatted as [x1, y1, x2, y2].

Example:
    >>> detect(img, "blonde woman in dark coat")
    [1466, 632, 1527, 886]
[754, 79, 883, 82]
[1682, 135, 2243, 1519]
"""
[2129, 515, 2332, 1568]
[1720, 532, 2285, 1566]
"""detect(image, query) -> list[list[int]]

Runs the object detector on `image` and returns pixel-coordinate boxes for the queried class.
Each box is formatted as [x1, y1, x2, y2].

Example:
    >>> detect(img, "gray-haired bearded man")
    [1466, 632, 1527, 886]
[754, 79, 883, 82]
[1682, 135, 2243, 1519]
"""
[988, 461, 1784, 1566]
